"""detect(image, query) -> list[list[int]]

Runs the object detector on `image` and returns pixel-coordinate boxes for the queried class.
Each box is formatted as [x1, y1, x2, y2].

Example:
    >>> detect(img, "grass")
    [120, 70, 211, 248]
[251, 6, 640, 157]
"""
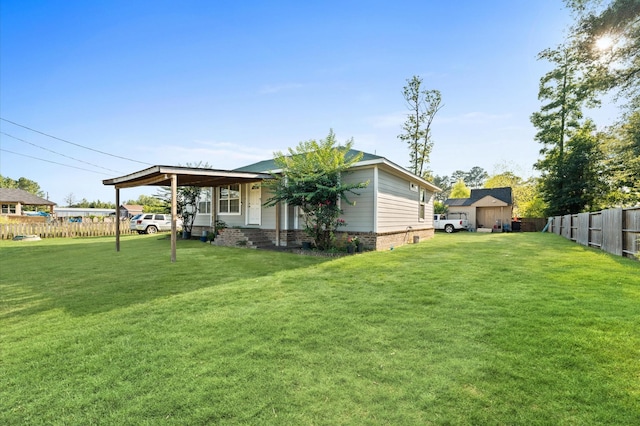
[1, 232, 639, 425]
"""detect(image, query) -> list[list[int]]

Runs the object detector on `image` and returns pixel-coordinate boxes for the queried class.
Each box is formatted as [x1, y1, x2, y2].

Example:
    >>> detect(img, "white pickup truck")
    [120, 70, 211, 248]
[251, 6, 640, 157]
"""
[434, 213, 469, 233]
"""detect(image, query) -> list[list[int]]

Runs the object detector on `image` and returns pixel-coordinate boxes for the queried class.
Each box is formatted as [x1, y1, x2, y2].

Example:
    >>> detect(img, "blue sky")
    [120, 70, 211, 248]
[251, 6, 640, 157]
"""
[0, 0, 620, 205]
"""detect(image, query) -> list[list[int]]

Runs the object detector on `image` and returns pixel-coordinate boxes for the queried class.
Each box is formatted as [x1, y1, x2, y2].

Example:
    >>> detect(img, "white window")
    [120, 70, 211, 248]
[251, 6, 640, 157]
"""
[1, 204, 17, 214]
[198, 189, 212, 214]
[419, 188, 426, 220]
[218, 184, 241, 215]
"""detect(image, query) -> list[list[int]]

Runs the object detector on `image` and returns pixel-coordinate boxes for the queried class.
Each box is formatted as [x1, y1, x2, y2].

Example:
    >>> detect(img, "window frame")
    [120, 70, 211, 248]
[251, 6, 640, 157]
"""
[418, 188, 426, 221]
[218, 184, 241, 215]
[2, 204, 17, 214]
[198, 188, 212, 215]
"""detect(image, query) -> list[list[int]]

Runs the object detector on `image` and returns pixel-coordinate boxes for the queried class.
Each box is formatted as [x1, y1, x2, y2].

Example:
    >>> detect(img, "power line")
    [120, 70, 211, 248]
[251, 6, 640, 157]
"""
[0, 148, 112, 175]
[1, 131, 125, 174]
[0, 117, 154, 166]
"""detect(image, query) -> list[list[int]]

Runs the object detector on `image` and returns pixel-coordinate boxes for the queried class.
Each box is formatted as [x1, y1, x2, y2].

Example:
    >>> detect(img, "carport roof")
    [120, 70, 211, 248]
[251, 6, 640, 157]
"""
[102, 165, 272, 189]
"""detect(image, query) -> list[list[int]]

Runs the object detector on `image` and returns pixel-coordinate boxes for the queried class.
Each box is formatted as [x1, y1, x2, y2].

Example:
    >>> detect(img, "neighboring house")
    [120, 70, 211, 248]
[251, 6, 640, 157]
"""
[119, 204, 143, 218]
[0, 188, 56, 216]
[191, 150, 441, 250]
[445, 187, 513, 231]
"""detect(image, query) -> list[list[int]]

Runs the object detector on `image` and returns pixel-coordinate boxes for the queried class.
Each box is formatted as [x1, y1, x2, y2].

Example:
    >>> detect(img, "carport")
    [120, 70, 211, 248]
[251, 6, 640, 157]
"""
[103, 165, 271, 262]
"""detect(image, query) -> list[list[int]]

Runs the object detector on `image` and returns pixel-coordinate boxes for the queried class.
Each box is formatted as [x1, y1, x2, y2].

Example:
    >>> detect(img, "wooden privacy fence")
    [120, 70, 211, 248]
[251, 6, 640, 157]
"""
[548, 207, 640, 260]
[0, 220, 134, 240]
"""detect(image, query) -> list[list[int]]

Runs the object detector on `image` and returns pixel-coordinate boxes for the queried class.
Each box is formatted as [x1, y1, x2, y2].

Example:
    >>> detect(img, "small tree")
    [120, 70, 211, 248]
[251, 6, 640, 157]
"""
[398, 75, 443, 177]
[450, 179, 471, 199]
[263, 130, 369, 250]
[156, 162, 210, 235]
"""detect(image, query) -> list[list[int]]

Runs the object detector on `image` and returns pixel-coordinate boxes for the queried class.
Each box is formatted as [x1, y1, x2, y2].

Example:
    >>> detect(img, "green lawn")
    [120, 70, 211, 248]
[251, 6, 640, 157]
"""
[1, 233, 639, 425]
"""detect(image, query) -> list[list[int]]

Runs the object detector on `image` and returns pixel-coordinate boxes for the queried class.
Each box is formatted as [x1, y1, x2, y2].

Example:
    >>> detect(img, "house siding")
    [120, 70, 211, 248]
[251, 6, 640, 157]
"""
[376, 169, 433, 233]
[340, 168, 375, 232]
[195, 162, 438, 250]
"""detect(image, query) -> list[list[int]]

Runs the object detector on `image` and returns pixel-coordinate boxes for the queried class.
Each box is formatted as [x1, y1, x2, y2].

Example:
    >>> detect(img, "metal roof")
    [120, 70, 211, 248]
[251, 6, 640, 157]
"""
[234, 150, 385, 173]
[445, 187, 513, 206]
[102, 165, 272, 189]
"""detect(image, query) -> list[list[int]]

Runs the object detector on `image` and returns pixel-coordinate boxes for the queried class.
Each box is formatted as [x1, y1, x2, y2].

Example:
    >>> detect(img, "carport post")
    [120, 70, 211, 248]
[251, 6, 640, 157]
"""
[171, 173, 177, 262]
[115, 187, 120, 252]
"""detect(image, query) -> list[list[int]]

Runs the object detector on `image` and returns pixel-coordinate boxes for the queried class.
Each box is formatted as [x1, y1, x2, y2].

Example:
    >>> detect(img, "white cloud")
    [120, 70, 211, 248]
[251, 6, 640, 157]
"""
[259, 83, 303, 95]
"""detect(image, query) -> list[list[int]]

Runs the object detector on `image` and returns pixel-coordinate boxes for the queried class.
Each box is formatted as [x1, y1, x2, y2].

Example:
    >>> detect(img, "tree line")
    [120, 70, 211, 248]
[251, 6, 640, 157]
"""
[532, 0, 639, 215]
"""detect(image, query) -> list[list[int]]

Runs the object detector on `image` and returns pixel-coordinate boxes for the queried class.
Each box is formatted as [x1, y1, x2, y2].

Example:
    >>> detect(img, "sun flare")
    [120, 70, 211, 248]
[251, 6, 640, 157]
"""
[595, 35, 614, 51]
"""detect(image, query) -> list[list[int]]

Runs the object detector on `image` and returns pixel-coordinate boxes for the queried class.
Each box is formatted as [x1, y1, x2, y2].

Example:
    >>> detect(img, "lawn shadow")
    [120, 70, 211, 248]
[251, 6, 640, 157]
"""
[0, 235, 330, 318]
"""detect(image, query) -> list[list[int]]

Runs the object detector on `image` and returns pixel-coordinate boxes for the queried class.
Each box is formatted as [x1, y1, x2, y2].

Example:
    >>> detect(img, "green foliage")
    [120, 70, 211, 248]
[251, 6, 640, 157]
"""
[432, 167, 488, 202]
[531, 45, 596, 161]
[465, 166, 489, 188]
[263, 130, 369, 250]
[0, 174, 44, 197]
[70, 198, 116, 209]
[434, 200, 448, 214]
[534, 1, 640, 213]
[538, 121, 607, 215]
[449, 178, 471, 199]
[156, 162, 212, 233]
[431, 175, 452, 202]
[484, 172, 547, 218]
[565, 0, 640, 109]
[125, 194, 166, 212]
[398, 75, 443, 177]
[602, 111, 640, 206]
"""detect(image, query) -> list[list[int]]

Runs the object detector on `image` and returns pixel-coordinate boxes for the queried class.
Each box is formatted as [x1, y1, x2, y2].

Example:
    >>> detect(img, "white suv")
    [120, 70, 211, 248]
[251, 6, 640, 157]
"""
[130, 213, 182, 234]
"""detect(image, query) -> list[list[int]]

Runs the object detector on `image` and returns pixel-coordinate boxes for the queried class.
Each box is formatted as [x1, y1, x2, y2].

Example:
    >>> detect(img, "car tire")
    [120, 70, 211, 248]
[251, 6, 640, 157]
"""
[146, 225, 158, 234]
[445, 224, 454, 233]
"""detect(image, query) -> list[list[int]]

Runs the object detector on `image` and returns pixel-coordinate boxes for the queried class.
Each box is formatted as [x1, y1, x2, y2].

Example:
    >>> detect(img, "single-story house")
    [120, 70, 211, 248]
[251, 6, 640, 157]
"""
[119, 204, 143, 218]
[0, 188, 56, 216]
[104, 150, 441, 254]
[54, 207, 115, 218]
[445, 187, 513, 231]
[189, 150, 440, 250]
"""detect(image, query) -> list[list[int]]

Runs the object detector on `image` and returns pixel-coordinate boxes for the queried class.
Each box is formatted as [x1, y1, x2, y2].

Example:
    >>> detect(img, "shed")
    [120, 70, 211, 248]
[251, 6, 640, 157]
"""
[445, 187, 513, 231]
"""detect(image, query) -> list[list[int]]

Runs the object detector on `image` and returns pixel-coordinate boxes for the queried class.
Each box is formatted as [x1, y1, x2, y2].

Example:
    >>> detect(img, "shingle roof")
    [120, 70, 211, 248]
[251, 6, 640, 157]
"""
[0, 188, 56, 205]
[445, 187, 512, 206]
[233, 149, 385, 173]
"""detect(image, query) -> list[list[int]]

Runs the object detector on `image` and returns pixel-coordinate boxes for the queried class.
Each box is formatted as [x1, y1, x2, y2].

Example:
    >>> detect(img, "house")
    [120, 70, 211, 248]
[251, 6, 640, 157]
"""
[445, 187, 513, 231]
[54, 207, 115, 218]
[0, 188, 56, 216]
[119, 204, 143, 218]
[190, 150, 441, 250]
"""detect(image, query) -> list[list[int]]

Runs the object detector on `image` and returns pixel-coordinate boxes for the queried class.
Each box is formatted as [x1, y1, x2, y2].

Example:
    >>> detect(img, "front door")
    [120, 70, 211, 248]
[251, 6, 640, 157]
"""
[248, 183, 261, 225]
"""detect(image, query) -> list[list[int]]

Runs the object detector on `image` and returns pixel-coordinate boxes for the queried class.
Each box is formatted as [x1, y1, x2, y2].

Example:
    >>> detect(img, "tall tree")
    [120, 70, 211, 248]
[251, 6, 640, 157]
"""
[431, 174, 452, 202]
[602, 111, 640, 206]
[466, 166, 489, 188]
[531, 45, 596, 163]
[532, 44, 600, 215]
[566, 0, 640, 108]
[398, 75, 443, 177]
[484, 171, 547, 218]
[0, 175, 44, 197]
[539, 121, 606, 215]
[263, 130, 369, 250]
